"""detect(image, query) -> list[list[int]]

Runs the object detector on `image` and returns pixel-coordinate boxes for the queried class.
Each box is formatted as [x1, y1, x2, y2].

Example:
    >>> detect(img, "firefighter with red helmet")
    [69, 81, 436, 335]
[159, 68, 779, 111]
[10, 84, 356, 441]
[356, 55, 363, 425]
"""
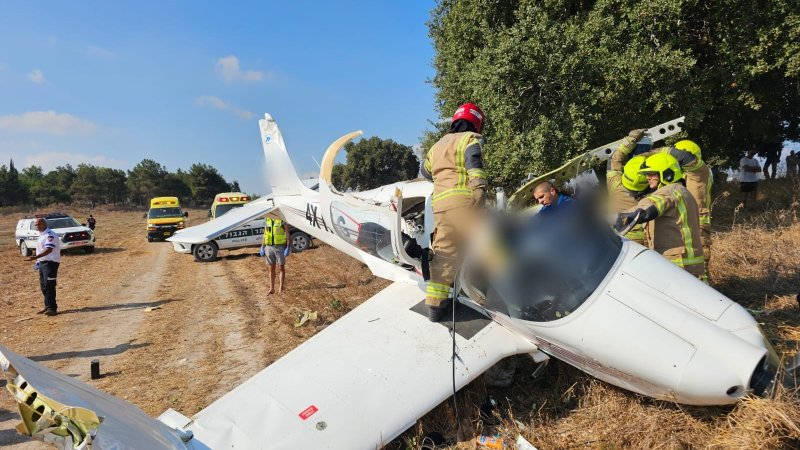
[421, 103, 487, 321]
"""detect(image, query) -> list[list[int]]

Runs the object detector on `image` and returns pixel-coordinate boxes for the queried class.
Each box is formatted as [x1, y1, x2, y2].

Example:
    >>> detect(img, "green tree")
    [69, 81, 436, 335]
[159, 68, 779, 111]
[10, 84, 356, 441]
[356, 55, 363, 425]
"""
[163, 171, 192, 205]
[428, 0, 800, 189]
[96, 167, 128, 205]
[70, 164, 100, 207]
[0, 159, 24, 206]
[186, 163, 230, 206]
[230, 180, 241, 192]
[127, 159, 167, 205]
[332, 136, 420, 191]
[41, 165, 76, 204]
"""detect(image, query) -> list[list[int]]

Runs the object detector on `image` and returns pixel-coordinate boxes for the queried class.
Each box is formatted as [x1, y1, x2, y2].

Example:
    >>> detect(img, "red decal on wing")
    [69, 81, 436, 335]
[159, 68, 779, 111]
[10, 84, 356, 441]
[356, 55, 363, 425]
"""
[298, 405, 318, 420]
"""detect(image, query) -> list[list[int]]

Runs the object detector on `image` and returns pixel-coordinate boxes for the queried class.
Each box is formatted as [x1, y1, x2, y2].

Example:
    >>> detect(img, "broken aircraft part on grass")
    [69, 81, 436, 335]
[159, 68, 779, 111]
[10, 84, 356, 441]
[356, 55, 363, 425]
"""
[1, 113, 782, 449]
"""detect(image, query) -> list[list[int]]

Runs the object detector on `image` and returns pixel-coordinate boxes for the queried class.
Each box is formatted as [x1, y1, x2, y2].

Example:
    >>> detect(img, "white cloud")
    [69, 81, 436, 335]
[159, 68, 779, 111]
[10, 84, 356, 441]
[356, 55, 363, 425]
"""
[28, 69, 46, 84]
[0, 111, 99, 135]
[86, 45, 116, 60]
[22, 151, 126, 171]
[215, 55, 269, 83]
[194, 95, 253, 120]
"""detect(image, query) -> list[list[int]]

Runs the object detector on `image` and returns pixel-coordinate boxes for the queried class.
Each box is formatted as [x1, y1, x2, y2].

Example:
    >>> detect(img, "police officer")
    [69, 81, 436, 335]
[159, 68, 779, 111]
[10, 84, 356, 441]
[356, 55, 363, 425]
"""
[25, 218, 61, 316]
[421, 103, 487, 321]
[615, 154, 705, 281]
[261, 215, 291, 295]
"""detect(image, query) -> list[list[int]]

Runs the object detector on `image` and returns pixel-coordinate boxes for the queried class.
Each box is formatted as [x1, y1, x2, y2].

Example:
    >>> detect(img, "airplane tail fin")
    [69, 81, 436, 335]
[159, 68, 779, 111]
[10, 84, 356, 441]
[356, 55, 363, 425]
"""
[259, 113, 309, 196]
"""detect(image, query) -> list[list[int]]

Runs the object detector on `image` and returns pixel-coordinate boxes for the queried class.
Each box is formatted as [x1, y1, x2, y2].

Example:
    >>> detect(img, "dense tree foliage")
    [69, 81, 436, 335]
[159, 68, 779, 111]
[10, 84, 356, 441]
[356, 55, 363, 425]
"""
[186, 163, 231, 206]
[332, 136, 420, 191]
[428, 0, 800, 190]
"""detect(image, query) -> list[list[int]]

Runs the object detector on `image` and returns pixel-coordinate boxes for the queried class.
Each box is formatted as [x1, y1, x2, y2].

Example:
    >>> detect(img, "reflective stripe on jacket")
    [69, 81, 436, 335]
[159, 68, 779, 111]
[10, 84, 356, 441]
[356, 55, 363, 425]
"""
[636, 183, 704, 269]
[422, 131, 486, 212]
[264, 218, 287, 245]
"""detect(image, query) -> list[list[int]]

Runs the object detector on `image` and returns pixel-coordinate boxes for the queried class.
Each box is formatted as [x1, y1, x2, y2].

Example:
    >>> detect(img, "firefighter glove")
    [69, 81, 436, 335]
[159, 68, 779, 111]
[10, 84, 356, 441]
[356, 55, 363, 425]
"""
[472, 186, 487, 207]
[283, 246, 290, 257]
[614, 209, 645, 233]
[627, 128, 647, 141]
[259, 245, 265, 257]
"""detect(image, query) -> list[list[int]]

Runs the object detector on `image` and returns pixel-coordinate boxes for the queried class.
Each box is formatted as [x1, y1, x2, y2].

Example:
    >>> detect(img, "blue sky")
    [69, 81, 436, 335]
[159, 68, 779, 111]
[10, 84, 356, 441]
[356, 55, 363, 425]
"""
[0, 1, 439, 194]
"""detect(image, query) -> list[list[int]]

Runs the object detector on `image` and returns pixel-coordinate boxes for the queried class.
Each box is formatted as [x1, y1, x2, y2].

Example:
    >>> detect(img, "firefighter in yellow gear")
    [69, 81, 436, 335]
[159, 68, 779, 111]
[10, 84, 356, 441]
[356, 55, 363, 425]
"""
[673, 140, 713, 274]
[421, 103, 487, 321]
[637, 140, 712, 277]
[606, 129, 651, 244]
[615, 153, 706, 281]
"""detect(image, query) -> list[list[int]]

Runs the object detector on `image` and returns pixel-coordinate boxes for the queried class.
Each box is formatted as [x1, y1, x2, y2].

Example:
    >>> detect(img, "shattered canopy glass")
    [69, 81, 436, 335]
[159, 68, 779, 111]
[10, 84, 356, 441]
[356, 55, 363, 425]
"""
[486, 201, 622, 322]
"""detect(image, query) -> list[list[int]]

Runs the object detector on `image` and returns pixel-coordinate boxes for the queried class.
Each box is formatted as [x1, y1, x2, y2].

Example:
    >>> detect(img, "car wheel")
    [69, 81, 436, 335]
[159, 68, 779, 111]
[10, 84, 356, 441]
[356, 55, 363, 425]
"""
[291, 232, 311, 253]
[19, 241, 30, 257]
[84, 246, 95, 254]
[193, 242, 218, 262]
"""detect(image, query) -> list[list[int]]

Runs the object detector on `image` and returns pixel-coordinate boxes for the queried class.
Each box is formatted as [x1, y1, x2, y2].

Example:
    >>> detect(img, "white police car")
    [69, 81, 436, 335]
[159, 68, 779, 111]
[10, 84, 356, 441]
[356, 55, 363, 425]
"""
[15, 213, 96, 256]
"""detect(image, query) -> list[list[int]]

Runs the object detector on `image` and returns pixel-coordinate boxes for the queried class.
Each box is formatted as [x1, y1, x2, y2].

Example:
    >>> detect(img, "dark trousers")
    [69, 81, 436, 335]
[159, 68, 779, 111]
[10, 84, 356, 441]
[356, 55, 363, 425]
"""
[38, 261, 59, 311]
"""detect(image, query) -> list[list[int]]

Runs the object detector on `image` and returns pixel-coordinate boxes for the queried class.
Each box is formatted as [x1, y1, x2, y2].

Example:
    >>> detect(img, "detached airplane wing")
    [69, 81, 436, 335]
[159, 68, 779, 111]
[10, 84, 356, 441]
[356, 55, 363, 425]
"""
[183, 282, 537, 449]
[1, 282, 538, 449]
[167, 196, 275, 245]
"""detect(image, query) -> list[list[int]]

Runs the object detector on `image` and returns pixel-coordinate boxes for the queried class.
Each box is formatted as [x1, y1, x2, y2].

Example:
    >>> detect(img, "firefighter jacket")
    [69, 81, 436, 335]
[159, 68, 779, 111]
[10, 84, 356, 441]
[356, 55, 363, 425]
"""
[263, 217, 287, 246]
[634, 183, 704, 271]
[607, 135, 645, 243]
[422, 131, 487, 212]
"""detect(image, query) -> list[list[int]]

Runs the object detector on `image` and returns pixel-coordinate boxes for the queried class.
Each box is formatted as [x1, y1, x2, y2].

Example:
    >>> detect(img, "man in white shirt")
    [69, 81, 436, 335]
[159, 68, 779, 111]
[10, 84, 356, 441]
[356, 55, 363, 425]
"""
[739, 149, 761, 208]
[25, 218, 61, 316]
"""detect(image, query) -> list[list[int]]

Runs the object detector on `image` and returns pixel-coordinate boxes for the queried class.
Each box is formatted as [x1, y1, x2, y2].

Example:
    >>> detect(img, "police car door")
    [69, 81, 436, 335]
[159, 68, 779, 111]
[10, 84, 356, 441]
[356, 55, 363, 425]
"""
[215, 218, 264, 250]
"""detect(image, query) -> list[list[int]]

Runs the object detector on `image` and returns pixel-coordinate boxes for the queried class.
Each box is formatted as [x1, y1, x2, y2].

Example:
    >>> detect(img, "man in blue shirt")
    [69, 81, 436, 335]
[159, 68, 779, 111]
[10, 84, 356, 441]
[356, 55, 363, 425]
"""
[534, 181, 573, 214]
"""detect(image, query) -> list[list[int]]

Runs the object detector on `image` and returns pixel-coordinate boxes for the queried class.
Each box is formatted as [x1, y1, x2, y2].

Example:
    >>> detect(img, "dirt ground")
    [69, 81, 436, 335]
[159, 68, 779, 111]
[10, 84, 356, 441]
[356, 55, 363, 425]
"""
[0, 207, 389, 448]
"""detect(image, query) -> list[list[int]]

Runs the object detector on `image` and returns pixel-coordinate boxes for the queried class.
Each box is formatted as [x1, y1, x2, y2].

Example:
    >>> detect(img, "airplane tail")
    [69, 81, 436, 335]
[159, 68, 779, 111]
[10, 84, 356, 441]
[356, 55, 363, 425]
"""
[259, 113, 310, 196]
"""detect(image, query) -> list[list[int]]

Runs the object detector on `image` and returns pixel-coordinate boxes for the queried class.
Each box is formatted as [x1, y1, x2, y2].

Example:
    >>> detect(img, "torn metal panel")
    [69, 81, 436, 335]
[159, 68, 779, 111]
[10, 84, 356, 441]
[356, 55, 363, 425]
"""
[0, 344, 188, 449]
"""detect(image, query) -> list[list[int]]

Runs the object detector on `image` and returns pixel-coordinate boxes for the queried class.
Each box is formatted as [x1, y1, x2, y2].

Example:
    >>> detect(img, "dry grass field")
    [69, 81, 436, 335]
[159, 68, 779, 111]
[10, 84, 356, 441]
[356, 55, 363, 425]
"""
[1, 178, 799, 450]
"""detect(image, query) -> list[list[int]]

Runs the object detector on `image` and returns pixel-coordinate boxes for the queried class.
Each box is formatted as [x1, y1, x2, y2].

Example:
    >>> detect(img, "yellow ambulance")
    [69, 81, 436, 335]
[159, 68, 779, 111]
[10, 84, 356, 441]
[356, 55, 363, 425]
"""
[147, 196, 187, 242]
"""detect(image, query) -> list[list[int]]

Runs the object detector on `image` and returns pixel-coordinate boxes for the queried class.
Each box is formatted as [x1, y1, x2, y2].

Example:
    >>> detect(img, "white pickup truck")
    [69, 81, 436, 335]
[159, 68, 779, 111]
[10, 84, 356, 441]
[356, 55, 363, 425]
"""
[15, 213, 96, 256]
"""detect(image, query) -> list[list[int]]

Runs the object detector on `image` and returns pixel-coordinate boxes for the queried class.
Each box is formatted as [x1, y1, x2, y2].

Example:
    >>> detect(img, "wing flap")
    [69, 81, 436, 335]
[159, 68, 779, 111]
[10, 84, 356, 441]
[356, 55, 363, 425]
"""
[186, 281, 538, 449]
[167, 197, 275, 245]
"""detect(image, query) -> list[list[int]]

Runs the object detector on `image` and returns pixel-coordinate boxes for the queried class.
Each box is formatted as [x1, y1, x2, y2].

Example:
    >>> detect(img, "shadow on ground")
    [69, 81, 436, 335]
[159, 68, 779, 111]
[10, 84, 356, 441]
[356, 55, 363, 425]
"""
[30, 342, 150, 362]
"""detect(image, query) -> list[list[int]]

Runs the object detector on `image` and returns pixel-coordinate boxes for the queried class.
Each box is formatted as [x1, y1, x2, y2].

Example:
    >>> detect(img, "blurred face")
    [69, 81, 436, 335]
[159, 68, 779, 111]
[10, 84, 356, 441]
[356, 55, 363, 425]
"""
[35, 218, 47, 232]
[534, 187, 558, 206]
[747, 150, 756, 158]
[645, 172, 660, 189]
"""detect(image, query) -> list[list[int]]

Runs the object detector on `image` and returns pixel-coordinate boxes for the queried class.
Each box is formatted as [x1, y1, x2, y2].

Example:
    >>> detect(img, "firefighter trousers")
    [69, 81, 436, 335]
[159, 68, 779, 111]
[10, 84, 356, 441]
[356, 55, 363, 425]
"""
[426, 206, 476, 307]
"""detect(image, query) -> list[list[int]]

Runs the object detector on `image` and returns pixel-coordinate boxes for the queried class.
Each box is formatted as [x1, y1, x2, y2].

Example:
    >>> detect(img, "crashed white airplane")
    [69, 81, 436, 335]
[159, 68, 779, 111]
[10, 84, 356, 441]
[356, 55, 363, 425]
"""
[0, 114, 785, 449]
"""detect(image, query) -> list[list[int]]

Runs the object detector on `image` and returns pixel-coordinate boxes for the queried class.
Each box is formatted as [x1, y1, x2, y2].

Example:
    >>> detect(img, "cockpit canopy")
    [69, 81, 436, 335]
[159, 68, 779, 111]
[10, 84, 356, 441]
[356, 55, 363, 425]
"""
[482, 200, 622, 322]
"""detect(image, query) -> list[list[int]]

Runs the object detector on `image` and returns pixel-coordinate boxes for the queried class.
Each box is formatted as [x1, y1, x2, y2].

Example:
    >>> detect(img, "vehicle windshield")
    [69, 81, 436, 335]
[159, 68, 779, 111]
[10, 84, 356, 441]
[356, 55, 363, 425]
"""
[485, 201, 622, 322]
[45, 217, 81, 229]
[148, 207, 183, 219]
[214, 203, 244, 218]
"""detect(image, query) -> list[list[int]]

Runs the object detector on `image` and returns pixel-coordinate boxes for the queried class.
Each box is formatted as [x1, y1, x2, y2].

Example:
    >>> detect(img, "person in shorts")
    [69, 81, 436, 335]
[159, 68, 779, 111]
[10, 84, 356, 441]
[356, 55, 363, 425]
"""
[261, 216, 291, 295]
[739, 148, 761, 207]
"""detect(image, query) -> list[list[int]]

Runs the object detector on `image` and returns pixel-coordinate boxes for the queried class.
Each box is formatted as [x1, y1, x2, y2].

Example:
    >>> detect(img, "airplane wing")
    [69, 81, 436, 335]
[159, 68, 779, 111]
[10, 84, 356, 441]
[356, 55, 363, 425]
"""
[167, 196, 275, 245]
[508, 117, 685, 210]
[182, 281, 538, 449]
[0, 344, 188, 449]
[1, 282, 538, 449]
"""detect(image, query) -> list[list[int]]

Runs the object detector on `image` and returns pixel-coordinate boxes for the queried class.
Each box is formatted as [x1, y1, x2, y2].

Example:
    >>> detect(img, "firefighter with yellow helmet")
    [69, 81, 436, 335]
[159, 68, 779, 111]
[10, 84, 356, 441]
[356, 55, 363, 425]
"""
[615, 153, 705, 281]
[421, 103, 487, 321]
[606, 129, 651, 244]
[672, 139, 713, 273]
